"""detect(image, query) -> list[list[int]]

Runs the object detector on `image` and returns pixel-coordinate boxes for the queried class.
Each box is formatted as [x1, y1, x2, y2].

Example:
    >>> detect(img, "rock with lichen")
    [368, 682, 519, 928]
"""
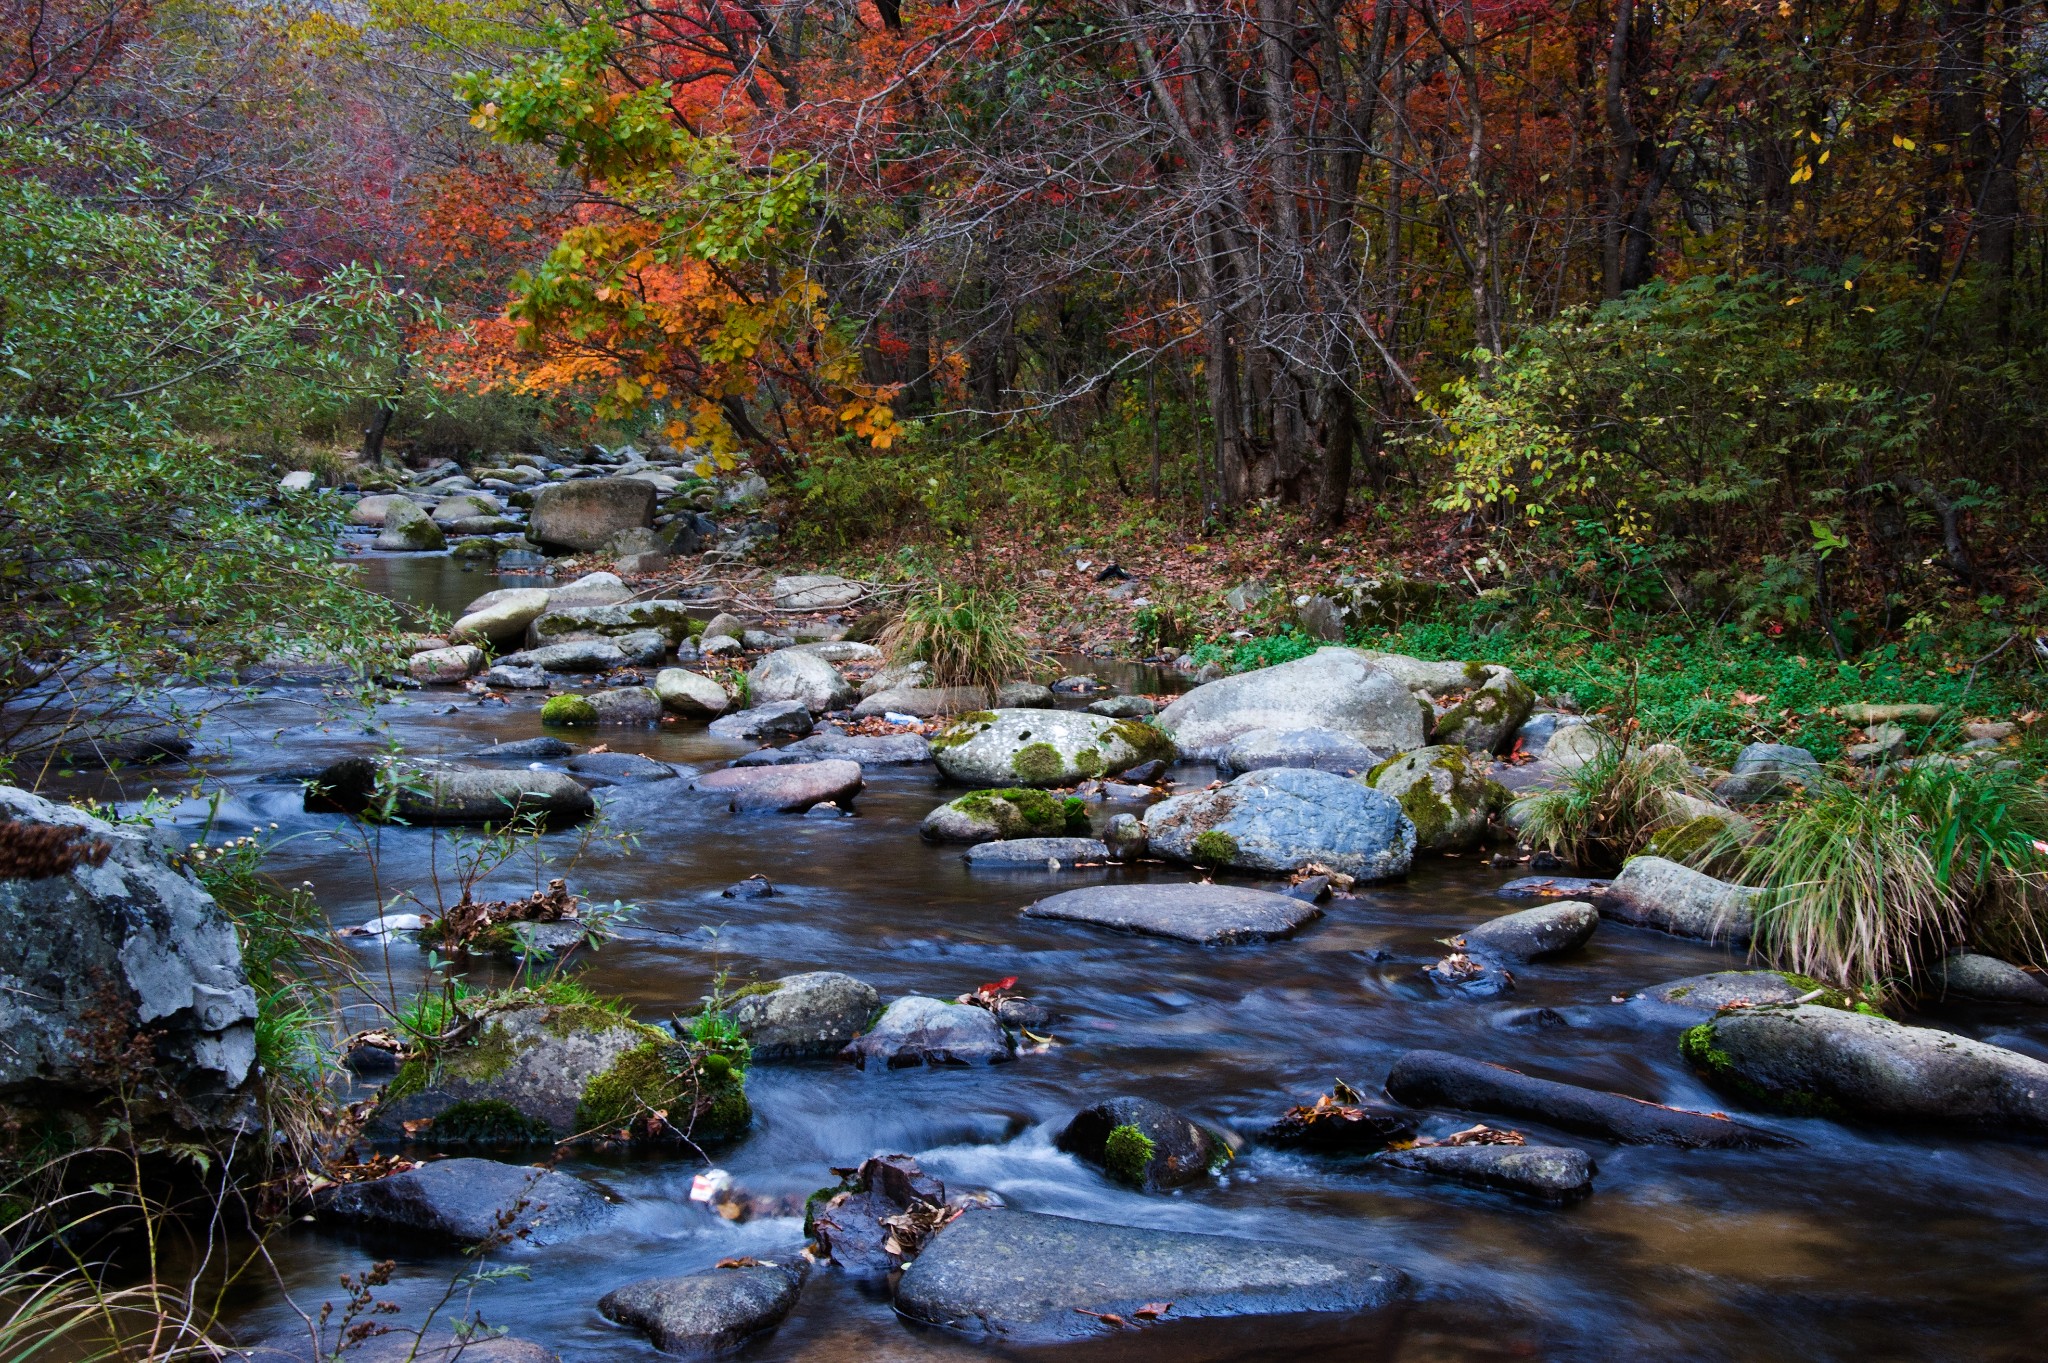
[1155, 648, 1426, 759]
[1365, 745, 1508, 852]
[1143, 767, 1414, 879]
[920, 788, 1091, 843]
[928, 709, 1174, 788]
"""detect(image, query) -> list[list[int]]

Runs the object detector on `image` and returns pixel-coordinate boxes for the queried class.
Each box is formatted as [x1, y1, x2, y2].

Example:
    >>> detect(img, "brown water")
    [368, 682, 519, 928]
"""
[77, 553, 2048, 1363]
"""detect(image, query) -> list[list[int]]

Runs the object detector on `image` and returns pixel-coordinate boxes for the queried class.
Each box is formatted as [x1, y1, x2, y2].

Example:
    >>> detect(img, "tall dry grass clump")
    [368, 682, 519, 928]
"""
[879, 584, 1031, 691]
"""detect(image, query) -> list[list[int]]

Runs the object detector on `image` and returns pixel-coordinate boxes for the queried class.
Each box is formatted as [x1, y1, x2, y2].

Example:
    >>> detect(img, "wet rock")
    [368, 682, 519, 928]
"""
[706, 702, 814, 741]
[692, 759, 863, 813]
[1457, 902, 1597, 962]
[652, 668, 730, 716]
[1143, 767, 1415, 879]
[1640, 970, 1831, 1013]
[598, 1252, 809, 1354]
[840, 996, 1012, 1068]
[307, 757, 594, 828]
[718, 971, 879, 1060]
[5, 718, 194, 769]
[741, 629, 796, 651]
[247, 1330, 557, 1363]
[484, 664, 549, 690]
[454, 588, 555, 647]
[1084, 695, 1158, 719]
[1155, 648, 1427, 760]
[497, 640, 629, 673]
[1377, 1144, 1593, 1200]
[1424, 951, 1516, 996]
[564, 752, 675, 784]
[810, 1154, 949, 1271]
[587, 686, 663, 726]
[529, 478, 656, 552]
[1056, 1096, 1229, 1189]
[408, 644, 485, 685]
[733, 731, 930, 767]
[0, 787, 256, 1132]
[1926, 953, 2048, 1006]
[1602, 855, 1758, 944]
[1510, 712, 1589, 759]
[477, 735, 577, 759]
[748, 650, 856, 713]
[349, 493, 410, 526]
[1684, 1004, 2048, 1132]
[374, 498, 446, 551]
[315, 1157, 608, 1246]
[994, 681, 1057, 708]
[1051, 674, 1100, 694]
[894, 1209, 1405, 1341]
[1264, 1084, 1418, 1152]
[772, 573, 863, 609]
[530, 600, 698, 646]
[1022, 883, 1321, 945]
[921, 788, 1087, 844]
[929, 709, 1175, 787]
[430, 492, 502, 523]
[1714, 743, 1822, 804]
[964, 837, 1110, 868]
[1497, 1007, 1571, 1031]
[721, 877, 775, 899]
[1365, 745, 1507, 853]
[1102, 812, 1146, 861]
[1384, 1049, 1791, 1148]
[547, 571, 634, 609]
[1499, 874, 1613, 900]
[1218, 726, 1386, 777]
[852, 686, 989, 719]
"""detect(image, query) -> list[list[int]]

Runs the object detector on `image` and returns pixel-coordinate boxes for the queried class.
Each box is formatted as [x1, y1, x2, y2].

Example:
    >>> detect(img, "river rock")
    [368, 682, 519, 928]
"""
[1927, 953, 2048, 1005]
[706, 702, 814, 741]
[1377, 1144, 1593, 1200]
[1543, 722, 1608, 771]
[307, 756, 595, 828]
[1510, 712, 1589, 759]
[1218, 726, 1385, 777]
[1423, 664, 1535, 753]
[374, 497, 446, 551]
[718, 972, 880, 1060]
[1055, 1096, 1228, 1189]
[548, 571, 634, 608]
[564, 752, 675, 784]
[1384, 1049, 1790, 1148]
[1022, 883, 1321, 945]
[1640, 970, 1830, 1013]
[1365, 745, 1507, 852]
[0, 787, 257, 1133]
[894, 1209, 1404, 1341]
[771, 574, 863, 609]
[653, 668, 730, 716]
[841, 996, 1012, 1068]
[1714, 742, 1822, 804]
[784, 640, 880, 663]
[530, 601, 697, 645]
[431, 492, 502, 523]
[747, 650, 855, 713]
[407, 645, 486, 685]
[964, 837, 1110, 868]
[733, 731, 930, 767]
[599, 1252, 809, 1354]
[921, 788, 1085, 843]
[587, 686, 663, 726]
[853, 686, 989, 719]
[1683, 1003, 2048, 1132]
[247, 1332, 556, 1363]
[478, 736, 577, 758]
[1457, 902, 1598, 962]
[497, 640, 629, 673]
[994, 681, 1057, 708]
[452, 588, 554, 645]
[692, 760, 863, 813]
[742, 629, 795, 651]
[485, 663, 548, 689]
[1602, 855, 1759, 944]
[315, 1157, 609, 1246]
[529, 479, 655, 552]
[349, 493, 411, 525]
[1155, 648, 1427, 759]
[1143, 767, 1415, 879]
[1084, 695, 1158, 719]
[930, 709, 1174, 787]
[1102, 812, 1146, 860]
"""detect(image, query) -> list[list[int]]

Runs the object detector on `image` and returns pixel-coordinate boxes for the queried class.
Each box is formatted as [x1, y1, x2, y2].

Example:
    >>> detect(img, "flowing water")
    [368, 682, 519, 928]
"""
[63, 552, 2048, 1363]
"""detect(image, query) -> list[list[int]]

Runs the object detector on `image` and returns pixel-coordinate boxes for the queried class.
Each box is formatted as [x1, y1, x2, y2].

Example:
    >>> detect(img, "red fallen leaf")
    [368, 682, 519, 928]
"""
[716, 1256, 763, 1269]
[1132, 1301, 1173, 1320]
[983, 975, 1018, 993]
[1075, 1309, 1129, 1327]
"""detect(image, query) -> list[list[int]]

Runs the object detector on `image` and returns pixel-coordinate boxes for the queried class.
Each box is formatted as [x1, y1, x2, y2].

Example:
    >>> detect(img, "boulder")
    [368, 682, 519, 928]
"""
[408, 645, 485, 685]
[530, 601, 697, 645]
[1377, 1144, 1593, 1201]
[1218, 726, 1385, 777]
[587, 686, 663, 726]
[374, 498, 446, 551]
[706, 703, 814, 742]
[1508, 712, 1589, 759]
[541, 695, 598, 727]
[306, 756, 594, 828]
[894, 1209, 1404, 1341]
[529, 479, 656, 552]
[548, 571, 634, 608]
[1384, 1049, 1791, 1148]
[485, 664, 549, 690]
[921, 788, 1087, 844]
[1927, 953, 2048, 1006]
[1457, 901, 1598, 962]
[452, 588, 554, 646]
[841, 996, 1012, 1068]
[692, 760, 863, 813]
[1423, 664, 1535, 753]
[1365, 745, 1507, 852]
[853, 686, 989, 719]
[701, 612, 748, 645]
[1155, 648, 1427, 759]
[747, 650, 856, 713]
[1683, 1004, 2048, 1132]
[964, 838, 1110, 868]
[717, 972, 879, 1060]
[1714, 743, 1822, 805]
[349, 493, 410, 526]
[599, 1253, 809, 1354]
[1055, 1096, 1229, 1189]
[994, 681, 1057, 708]
[653, 668, 730, 716]
[930, 709, 1174, 787]
[733, 732, 929, 767]
[430, 492, 502, 523]
[497, 640, 629, 673]
[0, 787, 257, 1132]
[1102, 812, 1147, 861]
[1022, 883, 1321, 945]
[477, 736, 577, 758]
[278, 469, 318, 494]
[771, 574, 863, 609]
[1601, 855, 1759, 944]
[1543, 723, 1608, 771]
[564, 752, 675, 785]
[742, 629, 796, 651]
[1640, 970, 1834, 1013]
[1143, 767, 1415, 879]
[315, 1157, 608, 1246]
[1084, 695, 1158, 719]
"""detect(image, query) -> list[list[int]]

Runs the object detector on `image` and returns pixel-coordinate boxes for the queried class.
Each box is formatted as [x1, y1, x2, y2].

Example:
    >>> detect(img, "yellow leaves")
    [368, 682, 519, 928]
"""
[1892, 134, 1917, 151]
[1789, 162, 1815, 185]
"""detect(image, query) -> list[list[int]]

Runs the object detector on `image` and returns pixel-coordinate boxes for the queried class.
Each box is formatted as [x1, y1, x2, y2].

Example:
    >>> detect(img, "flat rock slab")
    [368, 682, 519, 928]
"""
[692, 760, 863, 813]
[315, 1158, 608, 1246]
[706, 702, 814, 741]
[564, 752, 676, 784]
[1640, 970, 1819, 1014]
[732, 732, 932, 767]
[1499, 875, 1613, 900]
[1378, 1144, 1593, 1200]
[1385, 1049, 1792, 1149]
[893, 1209, 1405, 1341]
[1601, 855, 1757, 944]
[599, 1253, 809, 1354]
[1023, 884, 1321, 945]
[965, 838, 1110, 868]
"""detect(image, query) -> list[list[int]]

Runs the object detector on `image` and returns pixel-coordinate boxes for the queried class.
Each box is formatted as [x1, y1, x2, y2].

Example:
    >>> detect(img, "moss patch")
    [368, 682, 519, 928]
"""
[575, 1036, 751, 1142]
[1679, 1018, 1844, 1117]
[928, 712, 996, 752]
[1103, 1124, 1156, 1187]
[952, 787, 1083, 836]
[1072, 747, 1104, 777]
[429, 1099, 551, 1144]
[1190, 830, 1240, 866]
[1012, 742, 1066, 784]
[541, 694, 598, 727]
[1109, 720, 1176, 765]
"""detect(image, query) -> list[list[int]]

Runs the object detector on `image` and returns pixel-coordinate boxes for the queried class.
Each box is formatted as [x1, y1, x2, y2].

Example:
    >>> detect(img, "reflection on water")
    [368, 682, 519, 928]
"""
[50, 552, 2048, 1363]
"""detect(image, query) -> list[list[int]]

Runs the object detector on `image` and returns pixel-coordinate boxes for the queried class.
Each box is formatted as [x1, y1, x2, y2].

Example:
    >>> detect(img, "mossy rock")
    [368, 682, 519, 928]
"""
[1365, 745, 1506, 853]
[542, 694, 599, 727]
[922, 787, 1090, 843]
[1103, 1125, 1156, 1187]
[929, 709, 1177, 788]
[575, 1037, 751, 1142]
[1190, 830, 1240, 866]
[1679, 1017, 1847, 1118]
[1428, 665, 1535, 754]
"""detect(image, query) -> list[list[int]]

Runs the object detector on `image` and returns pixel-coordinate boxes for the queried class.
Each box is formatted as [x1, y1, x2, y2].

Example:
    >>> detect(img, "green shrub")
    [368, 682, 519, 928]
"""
[1512, 740, 1703, 869]
[881, 583, 1031, 690]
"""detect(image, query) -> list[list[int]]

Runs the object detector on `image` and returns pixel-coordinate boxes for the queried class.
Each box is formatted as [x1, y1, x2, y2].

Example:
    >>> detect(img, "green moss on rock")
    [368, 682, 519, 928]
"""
[1109, 720, 1176, 765]
[1680, 1016, 1844, 1117]
[1190, 830, 1240, 866]
[1103, 1123, 1156, 1187]
[951, 787, 1085, 837]
[430, 1099, 551, 1144]
[928, 712, 997, 751]
[1012, 742, 1066, 784]
[541, 694, 598, 727]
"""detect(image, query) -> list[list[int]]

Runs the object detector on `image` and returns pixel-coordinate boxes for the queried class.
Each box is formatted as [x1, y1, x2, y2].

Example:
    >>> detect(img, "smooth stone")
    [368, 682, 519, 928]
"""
[1509, 712, 1589, 759]
[374, 498, 446, 551]
[1143, 767, 1415, 879]
[1500, 875, 1613, 900]
[278, 469, 317, 493]
[1458, 902, 1597, 962]
[430, 492, 503, 523]
[306, 757, 594, 828]
[653, 668, 730, 716]
[498, 640, 629, 673]
[452, 588, 554, 645]
[691, 760, 863, 813]
[1838, 702, 1942, 725]
[315, 1157, 608, 1246]
[706, 702, 814, 741]
[964, 837, 1110, 868]
[598, 1253, 809, 1354]
[529, 479, 655, 552]
[1602, 856, 1758, 944]
[1155, 647, 1427, 759]
[348, 493, 410, 525]
[1926, 953, 2048, 1006]
[930, 709, 1174, 788]
[484, 664, 549, 689]
[785, 640, 880, 662]
[771, 573, 863, 609]
[564, 752, 675, 783]
[748, 650, 855, 713]
[732, 732, 931, 767]
[994, 681, 1057, 708]
[476, 736, 576, 759]
[741, 629, 796, 651]
[586, 686, 663, 726]
[841, 996, 1012, 1068]
[719, 972, 880, 1060]
[1377, 1144, 1593, 1200]
[548, 571, 634, 608]
[1640, 970, 1823, 1013]
[1022, 883, 1320, 945]
[1418, 662, 1535, 753]
[1084, 695, 1158, 718]
[408, 645, 485, 684]
[921, 789, 1084, 844]
[1218, 726, 1386, 777]
[1715, 742, 1822, 804]
[1055, 1096, 1228, 1189]
[852, 686, 989, 718]
[529, 600, 698, 645]
[894, 1209, 1404, 1341]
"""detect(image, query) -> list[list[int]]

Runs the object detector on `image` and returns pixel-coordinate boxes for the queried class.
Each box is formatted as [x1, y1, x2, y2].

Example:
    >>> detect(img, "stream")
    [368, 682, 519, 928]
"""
[57, 551, 2048, 1363]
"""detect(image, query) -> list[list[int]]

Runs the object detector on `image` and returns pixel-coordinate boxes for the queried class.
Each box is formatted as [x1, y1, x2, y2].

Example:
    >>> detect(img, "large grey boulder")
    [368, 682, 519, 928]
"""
[841, 996, 1011, 1068]
[1458, 901, 1598, 962]
[1218, 726, 1385, 777]
[653, 668, 730, 716]
[451, 588, 553, 646]
[1602, 855, 1758, 944]
[692, 760, 863, 813]
[529, 478, 655, 552]
[530, 601, 698, 645]
[430, 492, 502, 523]
[747, 650, 855, 713]
[732, 731, 929, 767]
[717, 972, 879, 1060]
[1378, 1144, 1592, 1201]
[349, 493, 409, 526]
[930, 709, 1174, 787]
[0, 787, 257, 1132]
[771, 574, 863, 609]
[587, 686, 663, 726]
[599, 1252, 809, 1354]
[1155, 648, 1426, 759]
[1365, 745, 1507, 852]
[1143, 767, 1415, 879]
[408, 645, 485, 684]
[1683, 1004, 2048, 1132]
[315, 1158, 608, 1246]
[1715, 743, 1822, 804]
[306, 756, 595, 828]
[894, 1209, 1405, 1341]
[1023, 883, 1320, 945]
[1927, 953, 2048, 1006]
[853, 686, 989, 719]
[548, 571, 634, 608]
[374, 497, 446, 551]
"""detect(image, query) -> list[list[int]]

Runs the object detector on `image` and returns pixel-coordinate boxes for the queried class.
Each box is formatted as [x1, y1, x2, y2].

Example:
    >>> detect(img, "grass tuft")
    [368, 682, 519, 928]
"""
[880, 584, 1031, 691]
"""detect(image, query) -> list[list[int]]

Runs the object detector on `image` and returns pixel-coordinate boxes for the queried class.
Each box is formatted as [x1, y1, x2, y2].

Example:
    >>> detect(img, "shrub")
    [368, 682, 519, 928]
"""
[1512, 739, 1705, 869]
[880, 584, 1031, 690]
